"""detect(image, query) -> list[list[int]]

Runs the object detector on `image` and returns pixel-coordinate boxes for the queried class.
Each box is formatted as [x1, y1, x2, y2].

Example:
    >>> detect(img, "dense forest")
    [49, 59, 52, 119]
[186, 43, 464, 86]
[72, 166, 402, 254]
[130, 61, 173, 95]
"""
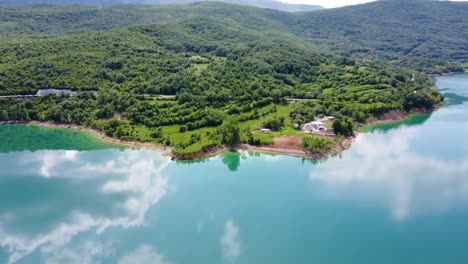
[0, 1, 461, 158]
[289, 0, 468, 73]
[0, 1, 465, 71]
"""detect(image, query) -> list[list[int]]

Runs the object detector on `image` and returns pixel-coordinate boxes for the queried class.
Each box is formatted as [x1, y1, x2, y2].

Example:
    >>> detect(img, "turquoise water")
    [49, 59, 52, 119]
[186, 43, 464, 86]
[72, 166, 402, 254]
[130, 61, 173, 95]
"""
[0, 74, 467, 264]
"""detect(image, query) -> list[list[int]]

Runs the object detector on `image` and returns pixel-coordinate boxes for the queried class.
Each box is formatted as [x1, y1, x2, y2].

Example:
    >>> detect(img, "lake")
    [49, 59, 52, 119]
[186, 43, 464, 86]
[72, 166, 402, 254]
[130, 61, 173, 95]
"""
[0, 74, 467, 264]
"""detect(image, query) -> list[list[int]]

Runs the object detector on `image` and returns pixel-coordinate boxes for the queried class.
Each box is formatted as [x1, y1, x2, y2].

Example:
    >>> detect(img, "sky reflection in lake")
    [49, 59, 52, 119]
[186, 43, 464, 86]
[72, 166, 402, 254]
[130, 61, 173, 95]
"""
[0, 74, 468, 264]
[311, 74, 468, 221]
[311, 124, 468, 221]
[0, 150, 170, 264]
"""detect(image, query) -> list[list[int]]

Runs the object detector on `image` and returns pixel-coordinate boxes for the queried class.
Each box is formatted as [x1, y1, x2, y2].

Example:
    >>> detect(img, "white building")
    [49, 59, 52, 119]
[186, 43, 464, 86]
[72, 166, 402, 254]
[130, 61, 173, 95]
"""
[301, 121, 326, 133]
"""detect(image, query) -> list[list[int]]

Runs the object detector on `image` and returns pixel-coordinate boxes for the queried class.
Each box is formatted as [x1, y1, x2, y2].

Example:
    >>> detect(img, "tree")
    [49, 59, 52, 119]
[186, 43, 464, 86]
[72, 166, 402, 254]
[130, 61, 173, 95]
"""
[1, 110, 9, 121]
[263, 117, 284, 131]
[150, 127, 163, 139]
[332, 116, 354, 137]
[303, 136, 333, 154]
[179, 125, 187, 133]
[97, 103, 115, 119]
[219, 118, 240, 146]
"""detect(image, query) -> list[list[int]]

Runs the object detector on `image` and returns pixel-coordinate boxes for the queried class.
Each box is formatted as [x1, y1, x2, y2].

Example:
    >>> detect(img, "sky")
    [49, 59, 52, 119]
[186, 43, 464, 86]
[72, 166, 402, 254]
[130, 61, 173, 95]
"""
[278, 0, 467, 8]
[279, 0, 375, 8]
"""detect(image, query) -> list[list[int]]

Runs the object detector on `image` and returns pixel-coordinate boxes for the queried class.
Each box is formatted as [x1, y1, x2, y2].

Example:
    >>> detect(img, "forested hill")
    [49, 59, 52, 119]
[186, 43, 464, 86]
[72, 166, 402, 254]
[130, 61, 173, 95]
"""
[288, 0, 468, 73]
[0, 1, 466, 72]
[0, 0, 459, 157]
[0, 0, 323, 12]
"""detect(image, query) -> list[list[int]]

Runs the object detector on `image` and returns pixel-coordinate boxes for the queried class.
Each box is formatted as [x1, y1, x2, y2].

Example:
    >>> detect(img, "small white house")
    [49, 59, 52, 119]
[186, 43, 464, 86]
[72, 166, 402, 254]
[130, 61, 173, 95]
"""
[310, 121, 326, 131]
[301, 121, 326, 133]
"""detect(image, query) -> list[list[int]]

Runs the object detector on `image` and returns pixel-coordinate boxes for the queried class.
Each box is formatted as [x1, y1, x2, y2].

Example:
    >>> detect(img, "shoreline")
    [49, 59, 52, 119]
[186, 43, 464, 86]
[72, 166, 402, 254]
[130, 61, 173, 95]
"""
[0, 74, 449, 161]
[170, 137, 357, 161]
[0, 105, 437, 161]
[431, 70, 466, 77]
[0, 120, 355, 160]
[0, 121, 173, 157]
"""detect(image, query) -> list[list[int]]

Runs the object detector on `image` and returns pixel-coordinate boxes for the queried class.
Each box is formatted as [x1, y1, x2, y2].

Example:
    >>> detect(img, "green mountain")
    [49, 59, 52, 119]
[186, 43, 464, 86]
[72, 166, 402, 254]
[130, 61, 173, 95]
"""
[0, 0, 324, 12]
[288, 0, 468, 72]
[0, 0, 460, 157]
[0, 0, 465, 71]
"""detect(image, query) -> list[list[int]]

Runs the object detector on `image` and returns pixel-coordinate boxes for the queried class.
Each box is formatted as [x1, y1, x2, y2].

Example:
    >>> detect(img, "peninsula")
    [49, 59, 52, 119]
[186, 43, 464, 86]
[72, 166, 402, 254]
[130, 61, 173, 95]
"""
[0, 1, 465, 160]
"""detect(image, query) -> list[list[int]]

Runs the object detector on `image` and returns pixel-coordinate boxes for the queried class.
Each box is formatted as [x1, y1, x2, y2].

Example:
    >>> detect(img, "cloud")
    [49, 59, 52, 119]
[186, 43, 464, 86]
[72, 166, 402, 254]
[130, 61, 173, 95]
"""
[0, 150, 171, 264]
[43, 240, 113, 264]
[0, 212, 99, 264]
[262, 154, 284, 162]
[118, 244, 169, 264]
[310, 125, 468, 221]
[38, 150, 79, 177]
[220, 219, 241, 258]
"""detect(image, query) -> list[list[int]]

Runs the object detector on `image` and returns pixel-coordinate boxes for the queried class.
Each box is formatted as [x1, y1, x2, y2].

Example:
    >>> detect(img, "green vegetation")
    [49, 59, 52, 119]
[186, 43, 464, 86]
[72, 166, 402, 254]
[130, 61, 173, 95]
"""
[263, 117, 284, 131]
[303, 136, 333, 155]
[332, 117, 354, 137]
[0, 0, 323, 13]
[219, 118, 241, 146]
[288, 0, 468, 73]
[0, 1, 457, 158]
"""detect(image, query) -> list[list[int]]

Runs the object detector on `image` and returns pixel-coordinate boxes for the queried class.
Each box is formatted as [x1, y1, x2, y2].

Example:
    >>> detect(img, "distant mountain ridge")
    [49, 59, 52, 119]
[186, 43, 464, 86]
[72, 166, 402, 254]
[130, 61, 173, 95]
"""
[0, 0, 324, 12]
[0, 0, 465, 71]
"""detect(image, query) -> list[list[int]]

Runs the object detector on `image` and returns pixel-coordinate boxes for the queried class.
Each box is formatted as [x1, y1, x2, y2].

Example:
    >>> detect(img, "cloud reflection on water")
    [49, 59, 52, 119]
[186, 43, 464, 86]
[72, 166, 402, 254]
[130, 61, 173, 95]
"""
[220, 219, 241, 258]
[118, 244, 170, 264]
[42, 240, 113, 264]
[38, 150, 79, 178]
[311, 125, 468, 221]
[0, 149, 171, 264]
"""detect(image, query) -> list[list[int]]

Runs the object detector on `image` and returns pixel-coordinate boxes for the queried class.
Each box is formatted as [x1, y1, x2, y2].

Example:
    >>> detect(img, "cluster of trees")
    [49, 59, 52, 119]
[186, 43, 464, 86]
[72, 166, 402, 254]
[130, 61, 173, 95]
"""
[263, 117, 285, 131]
[289, 70, 441, 126]
[403, 90, 443, 110]
[332, 117, 354, 137]
[219, 118, 240, 146]
[303, 136, 333, 155]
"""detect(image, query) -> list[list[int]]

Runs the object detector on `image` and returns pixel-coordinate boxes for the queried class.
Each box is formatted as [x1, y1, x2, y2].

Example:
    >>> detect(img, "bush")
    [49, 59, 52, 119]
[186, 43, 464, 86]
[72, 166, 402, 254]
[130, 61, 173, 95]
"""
[263, 117, 284, 131]
[332, 116, 354, 137]
[251, 133, 274, 146]
[303, 136, 333, 154]
[219, 118, 240, 146]
[150, 127, 163, 139]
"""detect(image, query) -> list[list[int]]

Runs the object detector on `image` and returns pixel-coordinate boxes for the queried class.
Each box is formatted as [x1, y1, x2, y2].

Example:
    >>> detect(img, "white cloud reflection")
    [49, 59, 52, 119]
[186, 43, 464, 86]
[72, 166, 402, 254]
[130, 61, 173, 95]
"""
[118, 244, 169, 264]
[310, 126, 468, 221]
[43, 240, 113, 264]
[220, 219, 241, 258]
[39, 150, 79, 178]
[0, 150, 171, 264]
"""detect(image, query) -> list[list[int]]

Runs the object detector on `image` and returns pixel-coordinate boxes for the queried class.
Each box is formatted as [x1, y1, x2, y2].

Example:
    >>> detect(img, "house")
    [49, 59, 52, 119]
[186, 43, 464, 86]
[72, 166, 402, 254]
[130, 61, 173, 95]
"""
[301, 121, 326, 133]
[310, 121, 326, 131]
[36, 89, 78, 97]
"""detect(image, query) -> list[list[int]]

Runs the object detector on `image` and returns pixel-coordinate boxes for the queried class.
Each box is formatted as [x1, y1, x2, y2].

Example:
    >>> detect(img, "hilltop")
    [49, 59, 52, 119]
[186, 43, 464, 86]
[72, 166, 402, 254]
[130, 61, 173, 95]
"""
[0, 0, 323, 12]
[289, 0, 468, 72]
